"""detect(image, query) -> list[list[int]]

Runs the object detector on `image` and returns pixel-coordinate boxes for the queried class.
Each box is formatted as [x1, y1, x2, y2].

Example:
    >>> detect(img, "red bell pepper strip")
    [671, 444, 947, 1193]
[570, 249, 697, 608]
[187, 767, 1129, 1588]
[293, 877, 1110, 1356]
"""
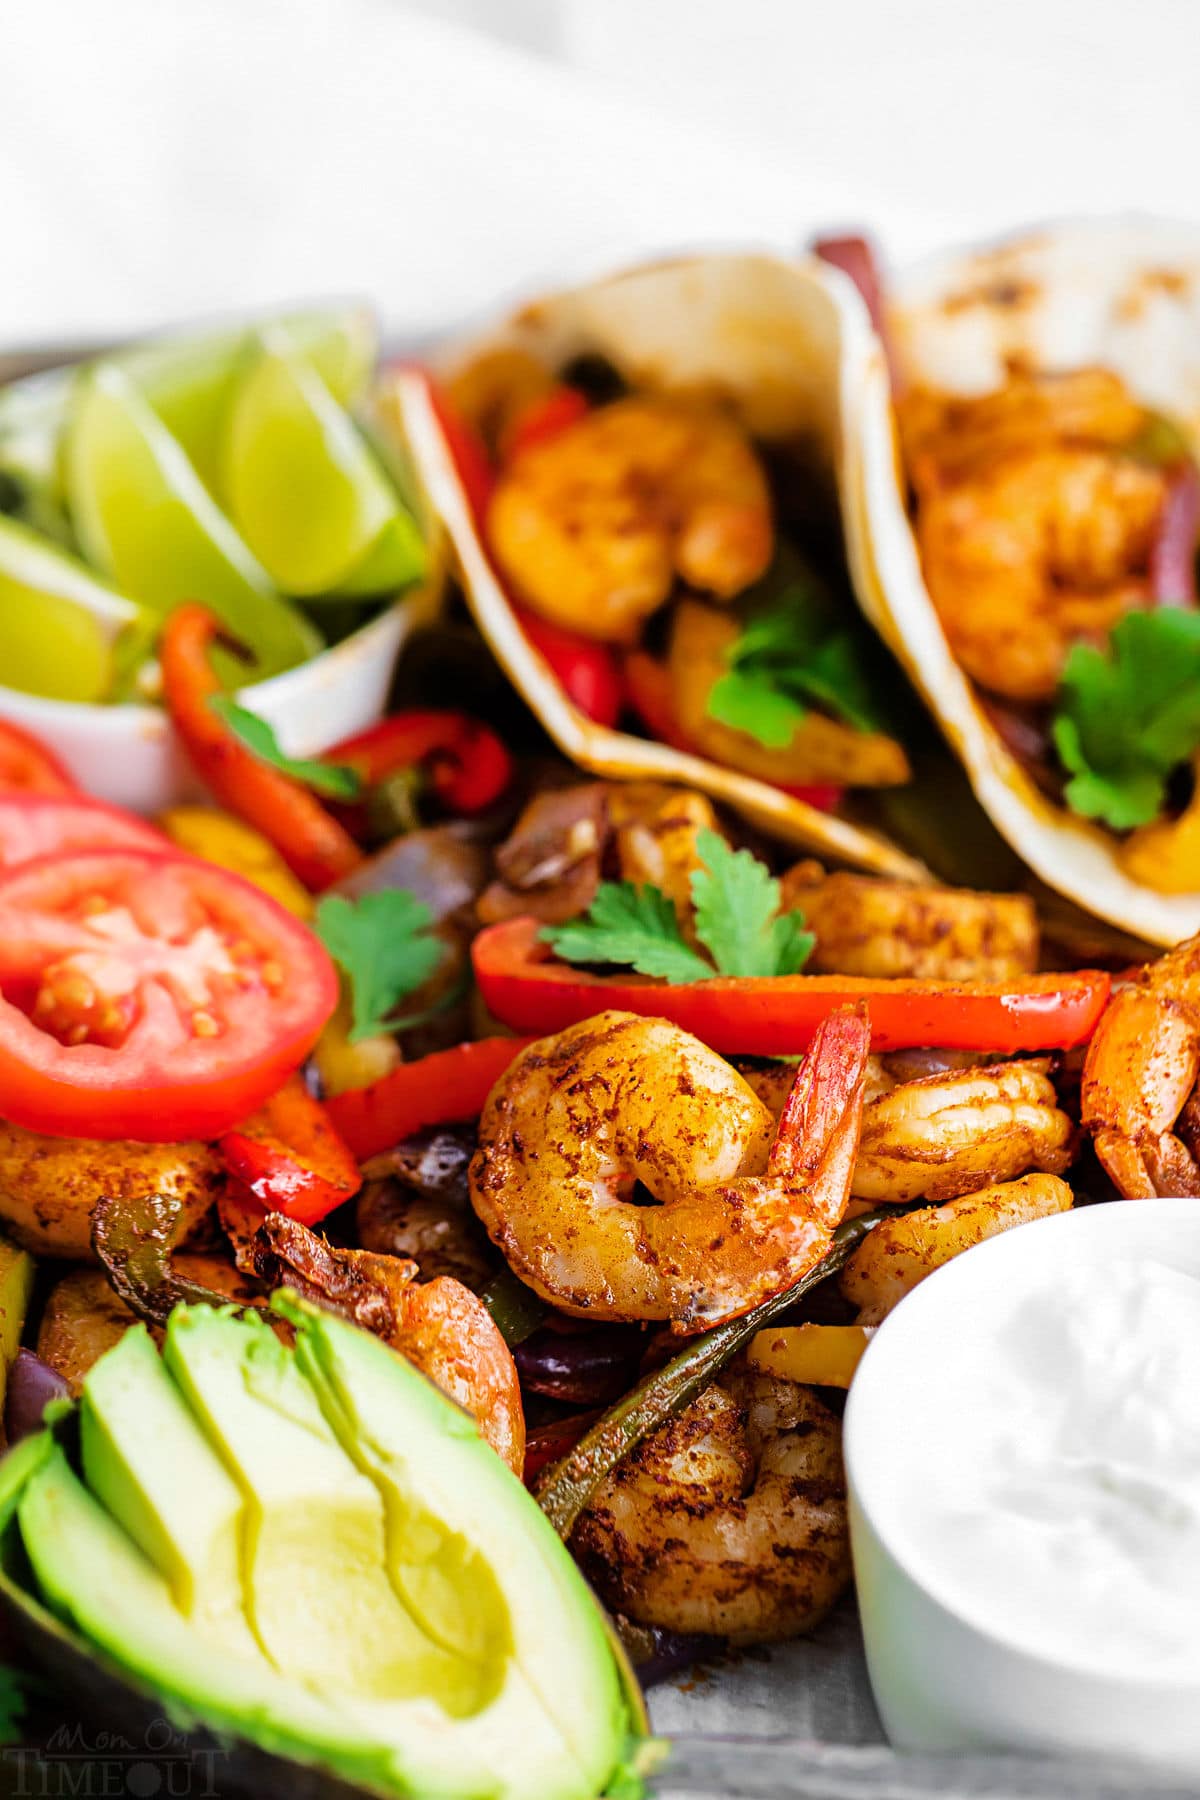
[161, 605, 363, 893]
[423, 377, 496, 525]
[622, 650, 844, 814]
[1151, 462, 1200, 607]
[503, 384, 590, 461]
[326, 711, 513, 815]
[516, 610, 624, 728]
[325, 1036, 535, 1161]
[812, 234, 903, 392]
[473, 917, 1111, 1056]
[523, 1409, 603, 1487]
[219, 1073, 363, 1228]
[0, 720, 77, 795]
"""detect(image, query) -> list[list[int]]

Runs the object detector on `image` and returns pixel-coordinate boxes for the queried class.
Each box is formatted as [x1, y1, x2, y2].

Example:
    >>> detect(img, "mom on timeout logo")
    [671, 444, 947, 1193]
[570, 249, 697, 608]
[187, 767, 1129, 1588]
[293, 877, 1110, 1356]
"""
[3, 1717, 226, 1798]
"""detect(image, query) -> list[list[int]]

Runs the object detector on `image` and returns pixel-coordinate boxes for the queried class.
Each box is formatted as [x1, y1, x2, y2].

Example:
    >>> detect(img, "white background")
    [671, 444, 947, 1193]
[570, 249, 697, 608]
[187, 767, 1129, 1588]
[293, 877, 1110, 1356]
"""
[3, 0, 1199, 346]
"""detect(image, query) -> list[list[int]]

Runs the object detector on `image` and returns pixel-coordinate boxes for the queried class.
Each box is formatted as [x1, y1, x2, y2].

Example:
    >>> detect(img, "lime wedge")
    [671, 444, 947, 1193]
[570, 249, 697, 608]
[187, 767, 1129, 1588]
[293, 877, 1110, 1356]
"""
[63, 363, 320, 682]
[0, 514, 155, 703]
[222, 329, 426, 597]
[0, 307, 376, 507]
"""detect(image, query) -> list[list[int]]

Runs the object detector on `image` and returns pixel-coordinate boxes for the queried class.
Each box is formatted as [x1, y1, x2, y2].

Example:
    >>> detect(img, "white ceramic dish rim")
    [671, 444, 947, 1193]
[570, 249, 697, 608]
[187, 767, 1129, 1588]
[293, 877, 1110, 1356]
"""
[844, 1196, 1200, 1690]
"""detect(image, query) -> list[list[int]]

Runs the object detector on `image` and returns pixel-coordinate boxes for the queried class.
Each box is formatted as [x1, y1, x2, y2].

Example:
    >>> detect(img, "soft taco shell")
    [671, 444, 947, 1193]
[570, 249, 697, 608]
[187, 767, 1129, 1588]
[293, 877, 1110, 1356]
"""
[847, 218, 1200, 946]
[392, 255, 925, 881]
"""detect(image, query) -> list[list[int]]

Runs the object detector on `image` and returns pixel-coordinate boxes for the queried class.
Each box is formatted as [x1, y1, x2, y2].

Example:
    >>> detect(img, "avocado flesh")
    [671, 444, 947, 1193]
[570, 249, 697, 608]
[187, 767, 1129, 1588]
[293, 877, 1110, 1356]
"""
[79, 1325, 258, 1659]
[17, 1444, 399, 1792]
[162, 1306, 488, 1714]
[5, 1303, 633, 1800]
[284, 1295, 629, 1800]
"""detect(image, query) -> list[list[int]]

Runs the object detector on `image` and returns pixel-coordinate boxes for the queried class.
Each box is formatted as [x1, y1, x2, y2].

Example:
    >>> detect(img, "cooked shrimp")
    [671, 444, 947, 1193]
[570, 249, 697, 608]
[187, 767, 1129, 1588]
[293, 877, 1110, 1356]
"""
[780, 864, 1039, 981]
[668, 600, 911, 786]
[911, 445, 1166, 702]
[852, 1060, 1074, 1204]
[898, 369, 1149, 479]
[250, 1213, 525, 1474]
[840, 1172, 1073, 1325]
[1081, 930, 1200, 1197]
[0, 1122, 222, 1259]
[487, 396, 774, 642]
[470, 1007, 869, 1331]
[572, 1363, 849, 1643]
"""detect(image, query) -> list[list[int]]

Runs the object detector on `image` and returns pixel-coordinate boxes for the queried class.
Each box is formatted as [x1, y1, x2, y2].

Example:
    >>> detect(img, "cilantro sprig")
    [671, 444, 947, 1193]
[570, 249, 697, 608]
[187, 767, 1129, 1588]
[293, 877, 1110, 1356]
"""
[314, 890, 447, 1039]
[1051, 611, 1200, 830]
[541, 829, 814, 983]
[211, 697, 362, 800]
[707, 557, 885, 749]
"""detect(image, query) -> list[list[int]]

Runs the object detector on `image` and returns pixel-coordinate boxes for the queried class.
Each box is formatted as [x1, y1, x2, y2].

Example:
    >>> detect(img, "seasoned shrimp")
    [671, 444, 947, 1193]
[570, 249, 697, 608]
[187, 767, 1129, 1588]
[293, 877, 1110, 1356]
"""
[487, 396, 774, 642]
[0, 1122, 222, 1259]
[780, 863, 1038, 981]
[572, 1363, 849, 1644]
[899, 369, 1149, 479]
[250, 1212, 525, 1474]
[911, 444, 1166, 702]
[470, 1007, 869, 1330]
[611, 785, 719, 931]
[852, 1060, 1074, 1203]
[1081, 930, 1200, 1197]
[840, 1172, 1073, 1325]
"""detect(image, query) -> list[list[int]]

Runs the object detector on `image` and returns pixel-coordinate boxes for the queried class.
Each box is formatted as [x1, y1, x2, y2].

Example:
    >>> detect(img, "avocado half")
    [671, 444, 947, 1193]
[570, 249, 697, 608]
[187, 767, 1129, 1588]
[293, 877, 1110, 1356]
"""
[0, 1297, 645, 1800]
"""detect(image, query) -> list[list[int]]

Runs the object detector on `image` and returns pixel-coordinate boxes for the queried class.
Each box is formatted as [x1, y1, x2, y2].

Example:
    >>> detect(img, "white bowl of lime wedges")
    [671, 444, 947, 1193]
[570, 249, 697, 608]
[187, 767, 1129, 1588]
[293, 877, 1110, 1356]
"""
[0, 308, 437, 815]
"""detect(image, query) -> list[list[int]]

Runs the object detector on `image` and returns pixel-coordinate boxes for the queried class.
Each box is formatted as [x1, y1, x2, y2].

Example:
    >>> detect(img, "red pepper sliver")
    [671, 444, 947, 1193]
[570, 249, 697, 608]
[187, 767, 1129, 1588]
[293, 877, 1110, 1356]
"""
[326, 710, 513, 815]
[160, 605, 363, 893]
[517, 610, 624, 728]
[503, 385, 590, 462]
[219, 1073, 362, 1228]
[473, 917, 1111, 1057]
[325, 1037, 536, 1162]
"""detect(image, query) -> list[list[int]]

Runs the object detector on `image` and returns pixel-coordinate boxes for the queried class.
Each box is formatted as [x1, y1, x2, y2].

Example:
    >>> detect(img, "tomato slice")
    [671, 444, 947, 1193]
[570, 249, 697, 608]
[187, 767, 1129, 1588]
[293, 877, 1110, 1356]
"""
[0, 721, 77, 796]
[0, 794, 167, 872]
[0, 849, 338, 1141]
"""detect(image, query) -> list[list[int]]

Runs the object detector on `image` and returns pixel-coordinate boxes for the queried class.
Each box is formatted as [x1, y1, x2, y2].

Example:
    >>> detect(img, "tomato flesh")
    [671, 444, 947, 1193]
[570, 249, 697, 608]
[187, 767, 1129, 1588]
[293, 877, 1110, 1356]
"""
[0, 794, 166, 873]
[0, 721, 77, 795]
[0, 849, 338, 1141]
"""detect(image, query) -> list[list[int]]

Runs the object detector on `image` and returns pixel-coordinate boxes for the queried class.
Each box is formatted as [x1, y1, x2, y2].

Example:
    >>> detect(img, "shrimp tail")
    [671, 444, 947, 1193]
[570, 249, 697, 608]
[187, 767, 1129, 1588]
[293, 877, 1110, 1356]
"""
[768, 1006, 870, 1230]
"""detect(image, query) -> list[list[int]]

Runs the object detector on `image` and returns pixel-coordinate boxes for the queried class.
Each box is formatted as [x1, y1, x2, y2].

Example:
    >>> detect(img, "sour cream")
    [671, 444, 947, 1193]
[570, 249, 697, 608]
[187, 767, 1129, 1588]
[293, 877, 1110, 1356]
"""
[896, 1256, 1200, 1678]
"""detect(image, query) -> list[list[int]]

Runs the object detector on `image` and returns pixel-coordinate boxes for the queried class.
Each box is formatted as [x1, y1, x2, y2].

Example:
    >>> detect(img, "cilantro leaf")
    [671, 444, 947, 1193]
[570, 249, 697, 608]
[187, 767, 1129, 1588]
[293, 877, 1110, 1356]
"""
[707, 668, 805, 748]
[690, 829, 814, 976]
[1052, 612, 1200, 830]
[313, 891, 445, 1039]
[541, 883, 713, 984]
[211, 697, 362, 799]
[542, 834, 814, 983]
[706, 558, 887, 749]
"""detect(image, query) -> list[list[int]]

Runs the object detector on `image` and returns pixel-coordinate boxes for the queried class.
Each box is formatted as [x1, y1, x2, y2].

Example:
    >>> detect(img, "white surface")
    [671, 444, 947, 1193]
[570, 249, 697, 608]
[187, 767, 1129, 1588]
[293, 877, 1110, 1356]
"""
[846, 1201, 1200, 1776]
[1, 0, 802, 350]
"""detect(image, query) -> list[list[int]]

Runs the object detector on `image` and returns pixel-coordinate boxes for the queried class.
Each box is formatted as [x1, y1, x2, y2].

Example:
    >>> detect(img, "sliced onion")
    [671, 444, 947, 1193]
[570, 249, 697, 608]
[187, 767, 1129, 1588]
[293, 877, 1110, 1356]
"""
[514, 1326, 643, 1404]
[1151, 462, 1200, 607]
[5, 1349, 70, 1443]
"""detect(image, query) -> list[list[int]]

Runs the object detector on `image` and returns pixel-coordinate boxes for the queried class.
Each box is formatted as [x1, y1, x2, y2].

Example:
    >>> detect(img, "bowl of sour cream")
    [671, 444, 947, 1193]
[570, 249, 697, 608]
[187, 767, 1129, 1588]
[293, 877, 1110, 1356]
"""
[845, 1197, 1200, 1778]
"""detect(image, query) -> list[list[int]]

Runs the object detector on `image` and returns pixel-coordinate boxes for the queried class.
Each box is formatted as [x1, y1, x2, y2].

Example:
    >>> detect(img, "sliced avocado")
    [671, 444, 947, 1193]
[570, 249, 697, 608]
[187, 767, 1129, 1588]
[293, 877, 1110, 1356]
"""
[17, 1443, 397, 1792]
[0, 1232, 35, 1432]
[79, 1325, 257, 1657]
[161, 1306, 483, 1712]
[282, 1293, 630, 1800]
[1, 1303, 636, 1800]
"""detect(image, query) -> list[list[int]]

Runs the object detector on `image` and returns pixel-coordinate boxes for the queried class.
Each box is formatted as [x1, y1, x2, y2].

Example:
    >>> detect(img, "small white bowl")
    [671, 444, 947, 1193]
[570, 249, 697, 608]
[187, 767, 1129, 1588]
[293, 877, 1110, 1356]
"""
[845, 1198, 1200, 1779]
[0, 589, 438, 815]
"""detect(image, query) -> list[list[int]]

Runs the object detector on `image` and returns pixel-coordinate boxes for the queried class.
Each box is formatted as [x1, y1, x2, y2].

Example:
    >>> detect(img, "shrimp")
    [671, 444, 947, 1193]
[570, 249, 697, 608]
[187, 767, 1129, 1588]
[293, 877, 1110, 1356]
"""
[852, 1059, 1074, 1203]
[572, 1363, 849, 1644]
[911, 442, 1167, 704]
[780, 863, 1039, 981]
[840, 1172, 1073, 1325]
[898, 369, 1149, 479]
[611, 785, 719, 933]
[1081, 930, 1200, 1198]
[470, 1006, 869, 1331]
[0, 1121, 222, 1259]
[249, 1212, 525, 1474]
[487, 396, 774, 642]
